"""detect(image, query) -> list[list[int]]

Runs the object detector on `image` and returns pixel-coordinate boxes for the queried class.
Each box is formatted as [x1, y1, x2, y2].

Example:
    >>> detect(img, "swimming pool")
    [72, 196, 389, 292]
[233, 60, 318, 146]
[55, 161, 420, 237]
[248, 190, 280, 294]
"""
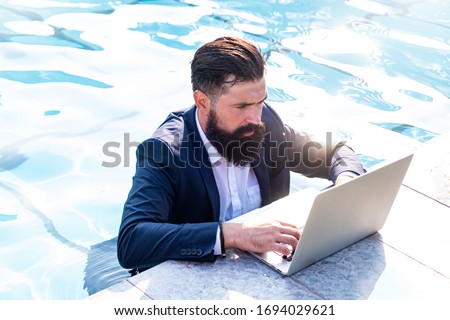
[0, 0, 449, 299]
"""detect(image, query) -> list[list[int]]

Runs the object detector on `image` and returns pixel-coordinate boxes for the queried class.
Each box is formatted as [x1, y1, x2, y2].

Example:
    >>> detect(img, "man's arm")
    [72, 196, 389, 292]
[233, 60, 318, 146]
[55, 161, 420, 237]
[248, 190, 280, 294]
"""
[117, 139, 217, 270]
[283, 124, 365, 181]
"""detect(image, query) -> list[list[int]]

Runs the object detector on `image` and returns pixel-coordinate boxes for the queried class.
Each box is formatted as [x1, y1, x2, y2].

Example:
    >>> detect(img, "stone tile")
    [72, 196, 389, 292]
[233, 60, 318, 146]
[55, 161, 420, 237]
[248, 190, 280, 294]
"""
[86, 280, 151, 300]
[403, 133, 450, 207]
[368, 242, 450, 300]
[290, 234, 450, 299]
[379, 186, 450, 278]
[290, 234, 386, 299]
[128, 249, 320, 300]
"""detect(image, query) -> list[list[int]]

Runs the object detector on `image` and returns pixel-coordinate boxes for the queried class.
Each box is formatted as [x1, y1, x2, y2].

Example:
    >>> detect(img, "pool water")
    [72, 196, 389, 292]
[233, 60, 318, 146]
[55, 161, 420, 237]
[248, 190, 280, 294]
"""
[0, 0, 449, 299]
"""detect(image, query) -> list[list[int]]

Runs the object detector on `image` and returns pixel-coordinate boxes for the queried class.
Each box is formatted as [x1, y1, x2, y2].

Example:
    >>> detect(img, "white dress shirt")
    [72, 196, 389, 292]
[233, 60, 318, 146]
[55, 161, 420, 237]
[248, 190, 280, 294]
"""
[195, 110, 262, 254]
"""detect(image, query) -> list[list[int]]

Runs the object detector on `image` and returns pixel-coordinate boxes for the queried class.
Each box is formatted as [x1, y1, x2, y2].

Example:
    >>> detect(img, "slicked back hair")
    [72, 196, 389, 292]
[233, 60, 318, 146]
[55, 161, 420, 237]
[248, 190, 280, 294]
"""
[191, 36, 266, 100]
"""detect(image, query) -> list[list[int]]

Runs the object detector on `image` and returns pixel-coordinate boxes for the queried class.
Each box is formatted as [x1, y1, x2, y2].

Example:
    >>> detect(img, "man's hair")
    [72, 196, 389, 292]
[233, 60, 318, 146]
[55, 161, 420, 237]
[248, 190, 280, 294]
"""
[191, 36, 266, 98]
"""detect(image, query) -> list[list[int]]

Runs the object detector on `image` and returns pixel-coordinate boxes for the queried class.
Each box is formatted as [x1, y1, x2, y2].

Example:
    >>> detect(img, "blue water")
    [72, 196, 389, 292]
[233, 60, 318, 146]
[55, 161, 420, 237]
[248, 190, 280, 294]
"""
[0, 0, 449, 299]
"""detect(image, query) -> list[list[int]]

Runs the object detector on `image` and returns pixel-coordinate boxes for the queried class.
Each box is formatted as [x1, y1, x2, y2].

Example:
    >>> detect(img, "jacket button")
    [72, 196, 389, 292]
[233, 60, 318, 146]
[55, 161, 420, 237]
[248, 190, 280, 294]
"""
[196, 249, 203, 256]
[186, 248, 192, 255]
[180, 249, 186, 255]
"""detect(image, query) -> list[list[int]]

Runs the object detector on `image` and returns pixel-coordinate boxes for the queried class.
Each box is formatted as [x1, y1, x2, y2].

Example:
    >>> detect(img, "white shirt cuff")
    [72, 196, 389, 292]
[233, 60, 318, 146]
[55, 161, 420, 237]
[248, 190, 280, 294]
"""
[213, 226, 222, 255]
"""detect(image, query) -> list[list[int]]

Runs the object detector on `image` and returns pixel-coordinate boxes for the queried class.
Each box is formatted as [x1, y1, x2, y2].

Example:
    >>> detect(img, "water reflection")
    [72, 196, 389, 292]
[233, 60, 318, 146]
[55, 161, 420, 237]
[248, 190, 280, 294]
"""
[371, 122, 440, 143]
[0, 0, 449, 300]
[0, 70, 112, 87]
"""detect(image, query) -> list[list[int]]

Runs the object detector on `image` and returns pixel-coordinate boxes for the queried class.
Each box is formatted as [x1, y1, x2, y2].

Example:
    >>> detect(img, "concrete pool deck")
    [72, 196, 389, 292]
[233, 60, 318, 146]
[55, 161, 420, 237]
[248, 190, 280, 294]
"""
[88, 133, 450, 300]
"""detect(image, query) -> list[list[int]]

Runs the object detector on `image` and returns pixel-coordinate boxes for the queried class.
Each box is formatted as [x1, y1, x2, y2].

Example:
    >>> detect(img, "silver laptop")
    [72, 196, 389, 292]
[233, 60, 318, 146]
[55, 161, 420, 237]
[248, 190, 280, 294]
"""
[228, 153, 414, 276]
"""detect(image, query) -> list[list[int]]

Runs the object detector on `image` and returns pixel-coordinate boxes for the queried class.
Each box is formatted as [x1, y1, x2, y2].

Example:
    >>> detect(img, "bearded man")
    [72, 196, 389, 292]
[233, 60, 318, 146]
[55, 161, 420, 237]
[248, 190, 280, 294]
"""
[117, 36, 364, 273]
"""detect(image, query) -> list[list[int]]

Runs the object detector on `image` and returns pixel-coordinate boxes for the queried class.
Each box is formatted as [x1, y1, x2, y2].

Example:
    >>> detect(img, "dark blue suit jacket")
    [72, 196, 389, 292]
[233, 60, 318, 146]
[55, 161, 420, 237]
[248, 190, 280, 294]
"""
[117, 104, 364, 270]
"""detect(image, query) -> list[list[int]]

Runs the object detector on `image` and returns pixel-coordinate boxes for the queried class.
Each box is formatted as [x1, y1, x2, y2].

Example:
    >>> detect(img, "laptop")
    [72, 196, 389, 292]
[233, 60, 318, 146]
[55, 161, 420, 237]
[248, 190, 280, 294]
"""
[228, 153, 414, 276]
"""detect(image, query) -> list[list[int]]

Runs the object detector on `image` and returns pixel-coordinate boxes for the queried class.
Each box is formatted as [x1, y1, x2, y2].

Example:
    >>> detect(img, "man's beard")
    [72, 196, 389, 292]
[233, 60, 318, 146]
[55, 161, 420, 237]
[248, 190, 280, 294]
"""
[205, 109, 266, 166]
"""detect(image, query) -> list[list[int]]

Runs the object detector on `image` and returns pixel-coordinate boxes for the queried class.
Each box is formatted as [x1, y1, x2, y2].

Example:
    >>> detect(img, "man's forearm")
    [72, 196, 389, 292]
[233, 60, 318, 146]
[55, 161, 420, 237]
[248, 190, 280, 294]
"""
[117, 221, 217, 269]
[328, 145, 365, 182]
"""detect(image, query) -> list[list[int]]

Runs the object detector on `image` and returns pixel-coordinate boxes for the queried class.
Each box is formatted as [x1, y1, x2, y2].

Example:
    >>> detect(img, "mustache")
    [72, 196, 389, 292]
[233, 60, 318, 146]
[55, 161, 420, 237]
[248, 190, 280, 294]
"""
[233, 122, 265, 137]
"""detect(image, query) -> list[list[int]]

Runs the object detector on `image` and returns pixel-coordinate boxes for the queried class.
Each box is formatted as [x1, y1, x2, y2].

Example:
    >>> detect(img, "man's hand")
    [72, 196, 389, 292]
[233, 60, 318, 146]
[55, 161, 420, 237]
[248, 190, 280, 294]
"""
[222, 220, 301, 256]
[335, 173, 355, 186]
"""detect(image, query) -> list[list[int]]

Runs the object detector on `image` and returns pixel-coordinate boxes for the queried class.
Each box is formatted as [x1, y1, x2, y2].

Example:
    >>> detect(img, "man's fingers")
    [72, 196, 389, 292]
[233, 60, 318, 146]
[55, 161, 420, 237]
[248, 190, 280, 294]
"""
[273, 221, 302, 242]
[276, 233, 299, 249]
[273, 242, 293, 256]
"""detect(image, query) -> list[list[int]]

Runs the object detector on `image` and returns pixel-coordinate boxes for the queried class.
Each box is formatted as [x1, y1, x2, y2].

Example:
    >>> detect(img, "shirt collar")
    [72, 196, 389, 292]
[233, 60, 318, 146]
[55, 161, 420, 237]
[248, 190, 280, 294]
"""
[195, 108, 224, 165]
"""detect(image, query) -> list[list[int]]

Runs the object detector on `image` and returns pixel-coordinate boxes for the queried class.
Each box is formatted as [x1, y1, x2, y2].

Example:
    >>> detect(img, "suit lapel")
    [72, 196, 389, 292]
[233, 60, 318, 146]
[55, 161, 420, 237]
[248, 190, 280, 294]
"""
[253, 151, 271, 206]
[198, 150, 220, 222]
[184, 107, 221, 222]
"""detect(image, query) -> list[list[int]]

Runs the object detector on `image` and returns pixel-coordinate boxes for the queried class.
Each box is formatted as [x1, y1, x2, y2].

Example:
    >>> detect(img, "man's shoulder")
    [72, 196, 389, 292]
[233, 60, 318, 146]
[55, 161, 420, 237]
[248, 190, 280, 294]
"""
[151, 111, 185, 141]
[141, 106, 196, 152]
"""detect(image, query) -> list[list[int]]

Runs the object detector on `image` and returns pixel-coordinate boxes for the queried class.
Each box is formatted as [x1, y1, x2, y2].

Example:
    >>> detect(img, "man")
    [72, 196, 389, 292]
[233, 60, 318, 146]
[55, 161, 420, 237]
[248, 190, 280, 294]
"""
[117, 36, 364, 272]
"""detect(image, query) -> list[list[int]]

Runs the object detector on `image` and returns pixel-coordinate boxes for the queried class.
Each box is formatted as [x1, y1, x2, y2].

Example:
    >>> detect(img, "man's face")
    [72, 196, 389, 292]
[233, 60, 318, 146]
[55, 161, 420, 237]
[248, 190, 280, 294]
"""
[205, 77, 267, 166]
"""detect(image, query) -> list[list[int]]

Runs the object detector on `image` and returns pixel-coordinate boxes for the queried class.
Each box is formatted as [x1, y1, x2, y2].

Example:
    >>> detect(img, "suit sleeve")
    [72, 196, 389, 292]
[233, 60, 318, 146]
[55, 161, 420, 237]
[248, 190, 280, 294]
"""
[283, 124, 365, 182]
[117, 138, 217, 270]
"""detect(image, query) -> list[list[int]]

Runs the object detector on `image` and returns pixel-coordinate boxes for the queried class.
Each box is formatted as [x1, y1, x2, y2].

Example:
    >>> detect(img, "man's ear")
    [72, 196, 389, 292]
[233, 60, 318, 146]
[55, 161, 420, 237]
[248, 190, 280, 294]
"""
[193, 90, 210, 112]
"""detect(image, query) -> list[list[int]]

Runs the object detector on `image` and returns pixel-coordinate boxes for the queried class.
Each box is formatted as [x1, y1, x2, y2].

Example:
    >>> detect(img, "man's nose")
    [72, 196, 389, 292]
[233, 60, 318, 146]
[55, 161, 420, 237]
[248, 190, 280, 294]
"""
[247, 104, 262, 125]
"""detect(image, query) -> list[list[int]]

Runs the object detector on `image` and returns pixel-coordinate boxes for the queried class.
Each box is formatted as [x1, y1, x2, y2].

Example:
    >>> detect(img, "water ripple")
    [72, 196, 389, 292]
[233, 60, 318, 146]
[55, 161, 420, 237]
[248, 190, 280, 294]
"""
[347, 19, 388, 36]
[0, 3, 108, 50]
[0, 182, 88, 254]
[83, 237, 130, 296]
[130, 22, 199, 50]
[288, 72, 322, 87]
[0, 111, 139, 172]
[0, 214, 17, 222]
[44, 110, 61, 116]
[378, 43, 450, 98]
[267, 87, 296, 102]
[339, 78, 401, 112]
[287, 53, 401, 112]
[1, 27, 103, 50]
[399, 89, 433, 102]
[370, 122, 440, 143]
[0, 70, 112, 88]
[357, 154, 384, 169]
